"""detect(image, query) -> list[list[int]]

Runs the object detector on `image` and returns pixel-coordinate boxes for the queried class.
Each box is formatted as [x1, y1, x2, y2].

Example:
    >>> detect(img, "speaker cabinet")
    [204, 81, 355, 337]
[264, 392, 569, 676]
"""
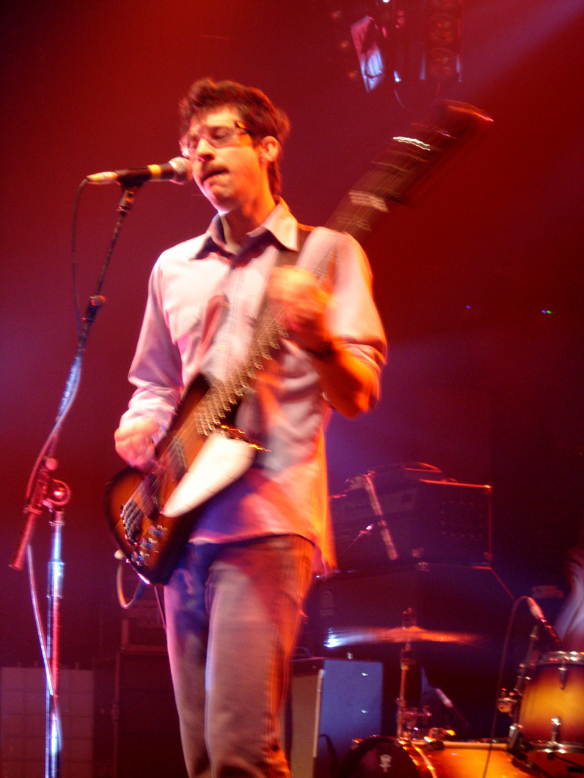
[93, 647, 187, 778]
[285, 658, 383, 778]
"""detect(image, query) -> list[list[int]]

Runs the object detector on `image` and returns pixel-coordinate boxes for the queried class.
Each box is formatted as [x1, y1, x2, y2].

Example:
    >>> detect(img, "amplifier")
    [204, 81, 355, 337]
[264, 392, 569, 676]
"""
[284, 658, 383, 778]
[330, 470, 492, 572]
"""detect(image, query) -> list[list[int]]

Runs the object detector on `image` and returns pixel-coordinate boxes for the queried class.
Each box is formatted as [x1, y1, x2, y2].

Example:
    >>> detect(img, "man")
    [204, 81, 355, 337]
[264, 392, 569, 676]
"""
[114, 78, 386, 778]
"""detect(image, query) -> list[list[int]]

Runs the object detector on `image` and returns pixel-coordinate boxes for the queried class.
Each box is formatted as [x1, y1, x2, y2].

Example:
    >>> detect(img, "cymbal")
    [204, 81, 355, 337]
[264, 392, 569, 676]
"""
[325, 626, 484, 648]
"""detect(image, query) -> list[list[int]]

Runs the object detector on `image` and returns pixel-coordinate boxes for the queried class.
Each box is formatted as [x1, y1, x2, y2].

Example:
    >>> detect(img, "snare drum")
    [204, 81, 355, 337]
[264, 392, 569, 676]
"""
[337, 738, 528, 778]
[517, 651, 584, 774]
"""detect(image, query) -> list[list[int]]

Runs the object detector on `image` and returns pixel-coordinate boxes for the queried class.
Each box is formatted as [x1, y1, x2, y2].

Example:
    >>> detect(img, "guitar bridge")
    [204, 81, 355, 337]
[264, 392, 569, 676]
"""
[121, 465, 166, 545]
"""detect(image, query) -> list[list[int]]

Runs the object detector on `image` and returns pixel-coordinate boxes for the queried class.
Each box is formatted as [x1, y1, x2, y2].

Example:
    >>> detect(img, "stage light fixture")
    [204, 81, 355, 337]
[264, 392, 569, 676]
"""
[327, 0, 462, 93]
[425, 0, 462, 82]
[351, 15, 386, 92]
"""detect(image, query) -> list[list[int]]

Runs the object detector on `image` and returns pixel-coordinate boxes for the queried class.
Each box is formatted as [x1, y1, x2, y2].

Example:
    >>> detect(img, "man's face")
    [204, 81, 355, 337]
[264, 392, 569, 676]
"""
[185, 107, 270, 214]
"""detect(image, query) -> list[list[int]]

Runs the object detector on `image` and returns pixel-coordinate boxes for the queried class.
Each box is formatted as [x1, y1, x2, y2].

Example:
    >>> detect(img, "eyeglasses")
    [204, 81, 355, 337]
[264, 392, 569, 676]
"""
[181, 121, 253, 157]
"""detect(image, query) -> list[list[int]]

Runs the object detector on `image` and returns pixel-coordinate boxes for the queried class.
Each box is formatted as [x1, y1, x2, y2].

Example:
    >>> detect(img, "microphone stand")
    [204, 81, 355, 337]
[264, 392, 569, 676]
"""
[361, 472, 399, 561]
[9, 184, 141, 778]
[505, 624, 540, 758]
[44, 481, 71, 778]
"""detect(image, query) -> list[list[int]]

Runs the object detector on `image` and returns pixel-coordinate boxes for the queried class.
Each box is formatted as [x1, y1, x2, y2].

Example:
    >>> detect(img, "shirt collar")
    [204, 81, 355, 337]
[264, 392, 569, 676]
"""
[194, 199, 298, 259]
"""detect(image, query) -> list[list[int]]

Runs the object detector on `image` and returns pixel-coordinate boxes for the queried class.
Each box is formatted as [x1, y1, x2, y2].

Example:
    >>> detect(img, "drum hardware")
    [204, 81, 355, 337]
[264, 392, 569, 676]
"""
[397, 609, 420, 741]
[550, 717, 561, 745]
[326, 606, 477, 743]
[396, 702, 433, 742]
[424, 729, 456, 744]
[507, 723, 525, 753]
[509, 737, 584, 778]
[497, 690, 521, 717]
[328, 615, 481, 741]
[393, 609, 465, 743]
[499, 625, 540, 724]
[396, 640, 432, 741]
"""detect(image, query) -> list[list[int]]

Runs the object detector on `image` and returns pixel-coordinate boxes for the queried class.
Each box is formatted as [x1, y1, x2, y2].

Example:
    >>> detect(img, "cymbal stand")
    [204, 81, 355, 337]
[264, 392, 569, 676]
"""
[396, 609, 430, 740]
[396, 640, 414, 739]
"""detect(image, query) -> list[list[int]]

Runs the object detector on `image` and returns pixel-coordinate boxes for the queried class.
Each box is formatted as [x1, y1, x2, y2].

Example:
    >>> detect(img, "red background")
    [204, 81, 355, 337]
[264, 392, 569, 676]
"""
[1, 0, 583, 667]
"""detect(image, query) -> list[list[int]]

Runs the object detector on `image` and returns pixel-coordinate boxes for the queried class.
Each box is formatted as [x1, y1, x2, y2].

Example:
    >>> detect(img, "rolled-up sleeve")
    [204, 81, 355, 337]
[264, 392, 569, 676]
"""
[306, 228, 387, 406]
[119, 261, 184, 437]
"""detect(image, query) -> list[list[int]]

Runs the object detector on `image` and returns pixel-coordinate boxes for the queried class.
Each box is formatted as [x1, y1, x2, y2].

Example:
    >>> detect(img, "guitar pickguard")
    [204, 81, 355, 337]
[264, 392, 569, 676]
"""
[162, 428, 259, 517]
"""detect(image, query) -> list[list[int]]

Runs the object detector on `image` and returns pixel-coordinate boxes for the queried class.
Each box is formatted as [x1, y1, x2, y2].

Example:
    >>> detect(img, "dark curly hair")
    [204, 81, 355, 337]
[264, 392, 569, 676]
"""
[180, 78, 290, 196]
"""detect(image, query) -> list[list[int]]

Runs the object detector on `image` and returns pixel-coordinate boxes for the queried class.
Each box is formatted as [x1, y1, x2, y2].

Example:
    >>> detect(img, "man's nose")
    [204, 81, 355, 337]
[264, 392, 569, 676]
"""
[193, 136, 215, 159]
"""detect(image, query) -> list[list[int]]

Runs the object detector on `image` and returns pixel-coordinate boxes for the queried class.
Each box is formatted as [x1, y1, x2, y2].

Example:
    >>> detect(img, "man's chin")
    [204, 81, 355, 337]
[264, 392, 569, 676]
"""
[204, 189, 236, 214]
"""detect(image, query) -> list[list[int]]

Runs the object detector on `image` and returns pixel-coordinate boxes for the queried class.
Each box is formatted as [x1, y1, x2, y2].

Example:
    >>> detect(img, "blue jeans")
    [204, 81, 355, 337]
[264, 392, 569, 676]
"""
[164, 535, 314, 778]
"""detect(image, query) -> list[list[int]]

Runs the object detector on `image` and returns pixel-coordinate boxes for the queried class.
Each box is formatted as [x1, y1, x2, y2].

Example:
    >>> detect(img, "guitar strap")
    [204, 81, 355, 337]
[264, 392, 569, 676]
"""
[275, 223, 337, 286]
[250, 222, 315, 330]
[273, 223, 314, 269]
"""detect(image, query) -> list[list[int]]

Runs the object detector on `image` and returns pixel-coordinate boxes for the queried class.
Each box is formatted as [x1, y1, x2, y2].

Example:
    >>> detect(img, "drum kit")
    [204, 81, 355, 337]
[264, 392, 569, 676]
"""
[327, 611, 584, 778]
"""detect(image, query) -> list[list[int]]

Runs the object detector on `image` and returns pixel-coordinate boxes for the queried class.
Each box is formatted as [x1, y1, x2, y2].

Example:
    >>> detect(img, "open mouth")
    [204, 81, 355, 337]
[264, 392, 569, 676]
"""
[202, 167, 228, 183]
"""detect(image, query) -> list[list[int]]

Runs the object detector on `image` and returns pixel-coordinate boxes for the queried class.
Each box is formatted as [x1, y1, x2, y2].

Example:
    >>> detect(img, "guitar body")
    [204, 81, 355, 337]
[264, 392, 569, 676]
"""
[105, 376, 258, 584]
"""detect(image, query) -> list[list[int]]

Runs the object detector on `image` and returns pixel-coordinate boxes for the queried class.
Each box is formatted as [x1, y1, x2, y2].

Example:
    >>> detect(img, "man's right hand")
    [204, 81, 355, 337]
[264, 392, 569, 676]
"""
[114, 417, 160, 470]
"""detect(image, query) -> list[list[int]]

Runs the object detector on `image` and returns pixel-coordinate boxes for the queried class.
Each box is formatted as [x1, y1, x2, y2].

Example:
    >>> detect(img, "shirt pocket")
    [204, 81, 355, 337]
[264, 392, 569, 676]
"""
[166, 302, 204, 356]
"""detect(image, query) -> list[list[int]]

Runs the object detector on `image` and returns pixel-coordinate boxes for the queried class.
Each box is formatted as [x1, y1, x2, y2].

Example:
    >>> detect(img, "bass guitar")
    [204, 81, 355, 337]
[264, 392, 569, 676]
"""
[105, 99, 492, 584]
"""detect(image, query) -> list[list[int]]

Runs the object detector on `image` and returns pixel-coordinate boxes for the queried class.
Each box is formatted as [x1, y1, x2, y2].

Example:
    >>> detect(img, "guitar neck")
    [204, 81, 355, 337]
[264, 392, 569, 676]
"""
[327, 100, 492, 242]
[190, 305, 285, 433]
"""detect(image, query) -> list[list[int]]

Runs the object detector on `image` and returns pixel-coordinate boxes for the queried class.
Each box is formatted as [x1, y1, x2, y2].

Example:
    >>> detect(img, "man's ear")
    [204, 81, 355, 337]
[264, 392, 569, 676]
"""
[259, 136, 280, 163]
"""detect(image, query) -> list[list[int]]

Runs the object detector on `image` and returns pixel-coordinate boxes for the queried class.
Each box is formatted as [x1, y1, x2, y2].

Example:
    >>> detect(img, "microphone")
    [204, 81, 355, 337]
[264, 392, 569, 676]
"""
[434, 687, 472, 736]
[86, 157, 192, 186]
[526, 597, 562, 650]
[435, 687, 454, 709]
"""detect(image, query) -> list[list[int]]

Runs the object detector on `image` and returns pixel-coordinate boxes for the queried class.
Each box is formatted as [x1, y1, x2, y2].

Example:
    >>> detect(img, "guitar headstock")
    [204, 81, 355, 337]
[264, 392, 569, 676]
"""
[328, 100, 493, 242]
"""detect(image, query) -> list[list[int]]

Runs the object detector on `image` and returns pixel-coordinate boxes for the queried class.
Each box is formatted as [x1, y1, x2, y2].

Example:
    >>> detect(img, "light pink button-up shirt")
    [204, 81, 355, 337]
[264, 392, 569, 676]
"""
[121, 201, 386, 572]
